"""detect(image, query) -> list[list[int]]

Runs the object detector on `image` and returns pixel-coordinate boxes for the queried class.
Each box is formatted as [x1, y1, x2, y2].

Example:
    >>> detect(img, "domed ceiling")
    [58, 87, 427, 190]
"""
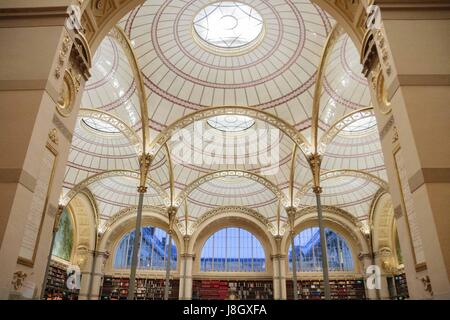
[62, 0, 387, 235]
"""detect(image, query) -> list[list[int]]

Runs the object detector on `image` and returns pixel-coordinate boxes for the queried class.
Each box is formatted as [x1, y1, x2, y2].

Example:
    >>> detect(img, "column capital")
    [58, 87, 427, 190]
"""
[137, 185, 148, 194]
[312, 186, 323, 194]
[271, 254, 286, 260]
[138, 153, 153, 188]
[167, 206, 178, 232]
[307, 153, 322, 189]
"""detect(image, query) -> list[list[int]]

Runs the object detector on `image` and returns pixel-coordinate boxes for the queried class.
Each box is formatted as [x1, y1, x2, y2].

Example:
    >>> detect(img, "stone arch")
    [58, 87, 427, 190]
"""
[64, 191, 98, 268]
[370, 192, 400, 273]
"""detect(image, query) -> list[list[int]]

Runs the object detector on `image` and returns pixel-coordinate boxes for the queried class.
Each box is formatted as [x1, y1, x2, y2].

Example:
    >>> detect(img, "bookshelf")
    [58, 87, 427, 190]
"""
[101, 276, 179, 300]
[44, 261, 79, 300]
[393, 273, 409, 299]
[192, 280, 273, 300]
[286, 278, 366, 300]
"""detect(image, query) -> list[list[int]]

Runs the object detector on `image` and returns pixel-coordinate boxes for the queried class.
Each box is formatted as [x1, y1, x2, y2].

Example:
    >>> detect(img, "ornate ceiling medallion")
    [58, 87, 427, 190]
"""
[192, 1, 265, 55]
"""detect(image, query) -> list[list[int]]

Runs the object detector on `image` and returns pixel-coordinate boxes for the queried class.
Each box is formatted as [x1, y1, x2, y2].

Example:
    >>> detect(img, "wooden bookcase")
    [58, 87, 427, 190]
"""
[393, 273, 409, 299]
[101, 276, 179, 300]
[286, 278, 366, 300]
[44, 261, 79, 300]
[192, 279, 273, 300]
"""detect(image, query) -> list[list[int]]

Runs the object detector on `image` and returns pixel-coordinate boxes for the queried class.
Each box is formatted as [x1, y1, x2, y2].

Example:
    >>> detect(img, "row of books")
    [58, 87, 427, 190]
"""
[393, 273, 409, 299]
[101, 276, 179, 300]
[286, 279, 366, 300]
[193, 280, 274, 300]
[44, 262, 79, 300]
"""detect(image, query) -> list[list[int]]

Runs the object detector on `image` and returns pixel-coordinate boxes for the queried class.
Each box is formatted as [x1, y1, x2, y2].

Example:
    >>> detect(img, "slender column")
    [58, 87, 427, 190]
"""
[89, 251, 109, 300]
[286, 207, 298, 300]
[272, 235, 285, 300]
[127, 187, 146, 300]
[314, 186, 331, 299]
[179, 236, 191, 300]
[164, 206, 177, 300]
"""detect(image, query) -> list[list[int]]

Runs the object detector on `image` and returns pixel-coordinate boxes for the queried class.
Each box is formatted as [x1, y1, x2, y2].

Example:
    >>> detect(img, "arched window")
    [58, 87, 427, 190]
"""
[114, 226, 177, 270]
[200, 227, 265, 272]
[288, 227, 354, 272]
[52, 208, 74, 261]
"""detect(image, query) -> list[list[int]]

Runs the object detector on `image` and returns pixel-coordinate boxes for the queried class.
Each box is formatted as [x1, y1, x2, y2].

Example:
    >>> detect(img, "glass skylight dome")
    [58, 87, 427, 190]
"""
[193, 2, 264, 49]
[207, 115, 255, 132]
[82, 118, 120, 134]
[342, 116, 377, 133]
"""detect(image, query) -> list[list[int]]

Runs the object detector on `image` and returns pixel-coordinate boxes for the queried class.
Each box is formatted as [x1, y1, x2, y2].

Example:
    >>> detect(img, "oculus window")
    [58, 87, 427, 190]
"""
[200, 227, 265, 272]
[193, 2, 263, 49]
[114, 226, 177, 270]
[342, 116, 377, 133]
[82, 118, 121, 134]
[207, 115, 255, 132]
[288, 227, 354, 272]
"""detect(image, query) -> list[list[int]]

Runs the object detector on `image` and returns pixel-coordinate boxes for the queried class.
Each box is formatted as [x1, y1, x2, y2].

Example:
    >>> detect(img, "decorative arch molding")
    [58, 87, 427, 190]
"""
[61, 170, 170, 207]
[78, 108, 143, 154]
[318, 107, 375, 153]
[370, 192, 400, 273]
[183, 206, 274, 238]
[66, 192, 98, 270]
[296, 205, 360, 227]
[147, 106, 312, 161]
[174, 170, 289, 208]
[294, 169, 389, 202]
[189, 212, 276, 274]
[101, 205, 167, 234]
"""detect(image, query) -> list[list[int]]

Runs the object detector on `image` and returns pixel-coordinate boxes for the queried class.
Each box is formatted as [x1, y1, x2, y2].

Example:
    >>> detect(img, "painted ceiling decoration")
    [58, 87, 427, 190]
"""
[62, 0, 387, 236]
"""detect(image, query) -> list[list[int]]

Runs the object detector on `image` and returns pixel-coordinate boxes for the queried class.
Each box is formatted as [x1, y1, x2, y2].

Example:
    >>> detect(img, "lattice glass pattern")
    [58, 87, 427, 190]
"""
[200, 227, 265, 272]
[114, 226, 177, 270]
[342, 116, 377, 132]
[193, 2, 263, 48]
[288, 227, 354, 272]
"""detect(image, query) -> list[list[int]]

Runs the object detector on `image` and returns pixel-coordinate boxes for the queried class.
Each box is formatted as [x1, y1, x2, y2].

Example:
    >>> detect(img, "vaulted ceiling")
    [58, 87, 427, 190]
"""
[62, 0, 387, 234]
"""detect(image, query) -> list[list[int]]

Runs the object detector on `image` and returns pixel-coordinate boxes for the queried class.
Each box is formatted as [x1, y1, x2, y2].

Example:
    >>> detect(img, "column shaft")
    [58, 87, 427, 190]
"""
[127, 191, 145, 300]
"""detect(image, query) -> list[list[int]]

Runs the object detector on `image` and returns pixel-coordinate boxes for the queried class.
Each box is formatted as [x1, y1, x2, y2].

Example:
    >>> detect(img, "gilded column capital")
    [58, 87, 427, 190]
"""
[285, 206, 297, 233]
[312, 186, 323, 194]
[167, 206, 178, 232]
[137, 186, 148, 194]
[307, 153, 322, 189]
[138, 153, 153, 189]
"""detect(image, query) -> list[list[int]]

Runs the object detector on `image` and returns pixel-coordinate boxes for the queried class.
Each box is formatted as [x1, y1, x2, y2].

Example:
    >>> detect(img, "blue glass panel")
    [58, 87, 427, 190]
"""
[114, 226, 177, 270]
[288, 227, 354, 272]
[200, 227, 265, 272]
